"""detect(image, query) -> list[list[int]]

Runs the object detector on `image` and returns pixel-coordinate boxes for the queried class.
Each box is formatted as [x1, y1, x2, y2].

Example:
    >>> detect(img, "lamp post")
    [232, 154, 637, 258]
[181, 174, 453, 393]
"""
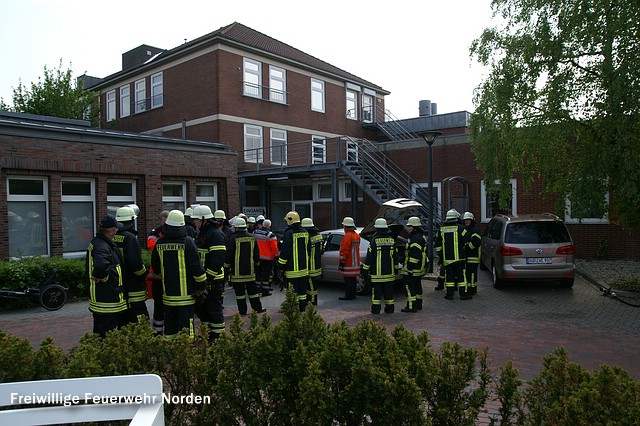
[417, 130, 442, 273]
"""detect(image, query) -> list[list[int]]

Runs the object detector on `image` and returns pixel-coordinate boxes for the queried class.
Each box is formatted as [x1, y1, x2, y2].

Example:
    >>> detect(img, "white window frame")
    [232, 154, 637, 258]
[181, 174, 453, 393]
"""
[362, 93, 373, 123]
[412, 182, 443, 222]
[120, 85, 130, 118]
[480, 179, 518, 223]
[342, 180, 363, 201]
[346, 89, 358, 120]
[311, 135, 326, 164]
[565, 194, 609, 224]
[107, 180, 136, 217]
[195, 183, 218, 211]
[106, 90, 116, 122]
[134, 78, 146, 113]
[151, 72, 163, 109]
[61, 178, 95, 256]
[311, 79, 325, 112]
[244, 124, 263, 163]
[315, 182, 333, 201]
[270, 128, 288, 165]
[7, 176, 50, 258]
[243, 58, 262, 98]
[162, 181, 186, 212]
[269, 65, 286, 104]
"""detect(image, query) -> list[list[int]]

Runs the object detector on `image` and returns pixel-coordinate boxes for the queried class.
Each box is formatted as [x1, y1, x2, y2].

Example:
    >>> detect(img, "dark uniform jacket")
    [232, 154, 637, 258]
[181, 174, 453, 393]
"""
[85, 232, 127, 314]
[465, 224, 482, 264]
[435, 220, 469, 266]
[224, 229, 260, 283]
[113, 223, 147, 303]
[362, 229, 396, 283]
[195, 220, 226, 282]
[278, 223, 310, 279]
[306, 227, 323, 278]
[402, 228, 429, 276]
[151, 225, 207, 307]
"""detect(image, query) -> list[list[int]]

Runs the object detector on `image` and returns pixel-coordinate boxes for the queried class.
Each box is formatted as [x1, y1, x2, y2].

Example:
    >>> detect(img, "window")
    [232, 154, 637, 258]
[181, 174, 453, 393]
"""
[107, 180, 136, 218]
[481, 179, 517, 222]
[343, 181, 363, 201]
[196, 183, 218, 211]
[134, 78, 146, 113]
[62, 179, 95, 254]
[151, 72, 163, 109]
[270, 128, 287, 165]
[412, 182, 442, 223]
[106, 90, 116, 122]
[243, 58, 261, 98]
[269, 66, 286, 103]
[565, 193, 609, 224]
[312, 135, 326, 164]
[162, 182, 186, 212]
[346, 89, 358, 120]
[362, 94, 373, 122]
[244, 124, 263, 163]
[316, 183, 332, 201]
[120, 85, 130, 118]
[7, 177, 49, 257]
[311, 79, 325, 112]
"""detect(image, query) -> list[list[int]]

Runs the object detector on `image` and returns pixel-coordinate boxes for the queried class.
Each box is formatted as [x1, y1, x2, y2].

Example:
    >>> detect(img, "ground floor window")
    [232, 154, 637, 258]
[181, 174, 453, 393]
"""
[481, 179, 517, 222]
[196, 182, 218, 210]
[162, 181, 186, 212]
[62, 179, 95, 254]
[270, 184, 313, 235]
[107, 180, 136, 218]
[7, 177, 49, 257]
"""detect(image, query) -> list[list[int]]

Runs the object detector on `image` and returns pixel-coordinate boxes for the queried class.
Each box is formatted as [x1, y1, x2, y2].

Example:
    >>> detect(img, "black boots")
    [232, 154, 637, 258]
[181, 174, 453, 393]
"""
[459, 287, 472, 300]
[444, 287, 455, 300]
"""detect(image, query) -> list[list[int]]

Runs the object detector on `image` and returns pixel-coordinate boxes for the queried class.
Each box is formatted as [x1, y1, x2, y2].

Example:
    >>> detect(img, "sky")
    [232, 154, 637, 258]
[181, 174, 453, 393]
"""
[0, 0, 496, 120]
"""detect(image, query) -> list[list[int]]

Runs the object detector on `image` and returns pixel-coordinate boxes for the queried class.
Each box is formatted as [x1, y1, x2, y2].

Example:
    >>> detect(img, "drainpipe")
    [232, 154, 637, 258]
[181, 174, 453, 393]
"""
[182, 119, 187, 139]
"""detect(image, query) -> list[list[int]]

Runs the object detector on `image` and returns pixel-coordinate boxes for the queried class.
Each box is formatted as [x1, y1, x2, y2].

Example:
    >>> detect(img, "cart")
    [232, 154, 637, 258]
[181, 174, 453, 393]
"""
[0, 268, 67, 311]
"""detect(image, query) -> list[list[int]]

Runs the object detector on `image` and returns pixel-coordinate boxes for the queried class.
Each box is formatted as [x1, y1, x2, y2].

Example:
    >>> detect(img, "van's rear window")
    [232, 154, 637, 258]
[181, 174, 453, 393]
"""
[505, 222, 571, 244]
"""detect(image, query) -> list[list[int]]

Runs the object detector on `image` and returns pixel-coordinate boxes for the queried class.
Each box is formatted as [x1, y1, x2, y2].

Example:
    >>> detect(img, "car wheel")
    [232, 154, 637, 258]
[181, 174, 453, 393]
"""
[560, 278, 574, 288]
[491, 263, 505, 289]
[356, 277, 371, 295]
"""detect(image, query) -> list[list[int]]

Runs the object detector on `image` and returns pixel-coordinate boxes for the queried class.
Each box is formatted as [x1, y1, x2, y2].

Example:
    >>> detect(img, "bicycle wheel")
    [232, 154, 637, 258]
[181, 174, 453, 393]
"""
[40, 284, 67, 311]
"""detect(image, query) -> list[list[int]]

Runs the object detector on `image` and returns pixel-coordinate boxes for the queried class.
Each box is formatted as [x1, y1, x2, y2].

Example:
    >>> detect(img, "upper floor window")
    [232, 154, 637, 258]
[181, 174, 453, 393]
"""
[120, 85, 130, 118]
[481, 179, 517, 223]
[196, 183, 218, 211]
[62, 179, 95, 255]
[362, 94, 374, 123]
[244, 124, 263, 163]
[7, 177, 49, 257]
[134, 78, 146, 113]
[151, 72, 163, 109]
[270, 129, 287, 166]
[311, 79, 325, 112]
[269, 66, 286, 103]
[106, 90, 116, 122]
[346, 89, 358, 120]
[243, 58, 261, 98]
[311, 135, 326, 164]
[162, 182, 186, 212]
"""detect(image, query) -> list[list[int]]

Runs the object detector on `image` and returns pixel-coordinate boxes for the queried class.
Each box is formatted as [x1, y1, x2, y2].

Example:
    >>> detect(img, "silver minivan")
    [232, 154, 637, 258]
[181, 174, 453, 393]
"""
[480, 213, 576, 288]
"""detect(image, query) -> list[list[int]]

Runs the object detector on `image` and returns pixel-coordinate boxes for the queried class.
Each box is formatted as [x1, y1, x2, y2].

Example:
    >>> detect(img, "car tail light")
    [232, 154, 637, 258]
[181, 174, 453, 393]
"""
[500, 246, 523, 256]
[556, 244, 576, 255]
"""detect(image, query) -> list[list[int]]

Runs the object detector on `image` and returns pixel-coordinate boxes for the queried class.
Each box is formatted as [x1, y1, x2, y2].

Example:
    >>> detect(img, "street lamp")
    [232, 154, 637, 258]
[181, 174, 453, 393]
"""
[417, 130, 442, 273]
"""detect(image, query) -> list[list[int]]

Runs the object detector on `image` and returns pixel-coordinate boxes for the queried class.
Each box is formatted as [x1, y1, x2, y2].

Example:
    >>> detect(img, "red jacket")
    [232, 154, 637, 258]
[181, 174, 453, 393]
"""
[339, 229, 361, 277]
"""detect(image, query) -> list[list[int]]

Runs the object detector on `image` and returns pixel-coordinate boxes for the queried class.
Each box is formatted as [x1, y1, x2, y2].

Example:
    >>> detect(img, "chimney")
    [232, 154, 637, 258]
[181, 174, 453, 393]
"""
[122, 45, 165, 71]
[419, 100, 438, 116]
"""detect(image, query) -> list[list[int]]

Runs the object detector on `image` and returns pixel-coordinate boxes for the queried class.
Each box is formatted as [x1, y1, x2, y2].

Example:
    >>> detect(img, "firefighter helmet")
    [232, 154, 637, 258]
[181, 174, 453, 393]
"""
[165, 210, 185, 227]
[193, 205, 214, 220]
[126, 204, 140, 216]
[184, 207, 193, 217]
[445, 209, 460, 221]
[256, 214, 265, 222]
[342, 217, 356, 228]
[214, 210, 226, 220]
[463, 212, 475, 221]
[301, 217, 314, 228]
[234, 217, 247, 228]
[248, 216, 256, 224]
[407, 216, 422, 227]
[284, 211, 301, 225]
[115, 206, 137, 222]
[374, 218, 388, 229]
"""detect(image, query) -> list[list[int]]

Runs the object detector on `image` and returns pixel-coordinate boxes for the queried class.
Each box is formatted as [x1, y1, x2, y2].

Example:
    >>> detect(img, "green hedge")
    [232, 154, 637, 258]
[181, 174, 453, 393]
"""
[1, 290, 638, 425]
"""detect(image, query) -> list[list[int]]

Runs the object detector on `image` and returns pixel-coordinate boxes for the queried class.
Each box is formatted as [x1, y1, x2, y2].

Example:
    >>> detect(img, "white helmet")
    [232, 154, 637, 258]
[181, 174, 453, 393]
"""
[446, 209, 460, 221]
[115, 206, 137, 222]
[407, 216, 422, 227]
[214, 210, 226, 220]
[165, 210, 185, 227]
[193, 205, 214, 220]
[126, 204, 140, 216]
[301, 217, 314, 228]
[248, 217, 256, 224]
[342, 217, 356, 227]
[463, 212, 475, 221]
[256, 215, 265, 222]
[234, 217, 247, 228]
[374, 218, 388, 229]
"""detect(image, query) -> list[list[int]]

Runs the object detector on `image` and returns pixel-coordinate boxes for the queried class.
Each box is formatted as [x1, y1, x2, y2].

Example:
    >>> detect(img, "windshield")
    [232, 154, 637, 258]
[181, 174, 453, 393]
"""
[505, 222, 571, 244]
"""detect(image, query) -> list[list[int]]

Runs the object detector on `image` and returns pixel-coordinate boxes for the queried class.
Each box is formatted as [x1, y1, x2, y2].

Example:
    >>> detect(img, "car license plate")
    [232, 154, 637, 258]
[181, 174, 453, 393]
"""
[526, 257, 552, 264]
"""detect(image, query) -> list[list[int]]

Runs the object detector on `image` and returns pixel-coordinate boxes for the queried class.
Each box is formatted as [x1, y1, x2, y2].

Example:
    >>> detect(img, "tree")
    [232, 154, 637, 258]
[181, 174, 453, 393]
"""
[1, 60, 98, 125]
[470, 0, 640, 228]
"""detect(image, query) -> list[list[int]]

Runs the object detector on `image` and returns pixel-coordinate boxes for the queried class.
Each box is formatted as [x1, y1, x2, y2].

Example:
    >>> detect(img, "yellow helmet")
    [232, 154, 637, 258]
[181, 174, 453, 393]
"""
[284, 211, 301, 225]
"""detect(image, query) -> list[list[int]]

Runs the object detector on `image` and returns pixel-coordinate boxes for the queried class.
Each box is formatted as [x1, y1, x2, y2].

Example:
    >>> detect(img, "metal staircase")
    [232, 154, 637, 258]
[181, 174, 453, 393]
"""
[371, 109, 420, 142]
[339, 137, 441, 226]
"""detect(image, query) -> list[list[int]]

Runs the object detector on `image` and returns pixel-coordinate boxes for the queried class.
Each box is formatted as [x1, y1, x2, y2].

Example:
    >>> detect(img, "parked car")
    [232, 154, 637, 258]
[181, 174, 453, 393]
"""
[319, 198, 425, 294]
[480, 213, 576, 288]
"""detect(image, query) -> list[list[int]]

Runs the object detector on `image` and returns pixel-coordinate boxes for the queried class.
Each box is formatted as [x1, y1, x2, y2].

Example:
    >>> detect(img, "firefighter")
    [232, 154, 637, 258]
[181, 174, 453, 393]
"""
[435, 209, 471, 300]
[302, 217, 322, 306]
[338, 216, 361, 301]
[463, 211, 481, 296]
[401, 216, 429, 312]
[151, 210, 207, 339]
[278, 211, 310, 312]
[147, 210, 168, 334]
[85, 216, 128, 338]
[192, 205, 226, 342]
[224, 217, 266, 315]
[184, 204, 199, 238]
[362, 218, 396, 314]
[254, 218, 279, 296]
[215, 209, 232, 241]
[113, 205, 148, 323]
[247, 216, 256, 233]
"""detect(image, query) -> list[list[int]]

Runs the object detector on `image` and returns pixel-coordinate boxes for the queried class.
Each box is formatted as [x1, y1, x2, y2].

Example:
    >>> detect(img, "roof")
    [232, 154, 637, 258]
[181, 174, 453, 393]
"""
[90, 22, 389, 94]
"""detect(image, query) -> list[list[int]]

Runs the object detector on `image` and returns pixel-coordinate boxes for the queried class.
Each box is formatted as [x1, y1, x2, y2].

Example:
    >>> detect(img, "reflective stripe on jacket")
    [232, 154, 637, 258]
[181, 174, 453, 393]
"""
[401, 229, 428, 276]
[278, 224, 310, 279]
[339, 229, 361, 277]
[362, 230, 396, 283]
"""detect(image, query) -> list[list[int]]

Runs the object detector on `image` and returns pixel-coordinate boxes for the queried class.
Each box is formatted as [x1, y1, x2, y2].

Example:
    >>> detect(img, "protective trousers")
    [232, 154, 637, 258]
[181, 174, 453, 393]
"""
[195, 280, 225, 342]
[444, 262, 470, 300]
[163, 304, 195, 340]
[151, 279, 164, 335]
[466, 262, 479, 295]
[371, 280, 395, 314]
[233, 281, 263, 315]
[286, 276, 309, 312]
